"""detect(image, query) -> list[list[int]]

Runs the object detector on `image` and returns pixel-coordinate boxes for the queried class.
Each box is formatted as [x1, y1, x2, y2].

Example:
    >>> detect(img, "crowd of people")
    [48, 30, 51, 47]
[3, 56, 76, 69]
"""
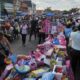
[0, 15, 80, 79]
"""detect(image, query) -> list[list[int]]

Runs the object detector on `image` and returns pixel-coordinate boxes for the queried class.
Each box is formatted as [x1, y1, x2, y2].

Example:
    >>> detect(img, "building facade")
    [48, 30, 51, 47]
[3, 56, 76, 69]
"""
[19, 0, 36, 15]
[1, 0, 36, 15]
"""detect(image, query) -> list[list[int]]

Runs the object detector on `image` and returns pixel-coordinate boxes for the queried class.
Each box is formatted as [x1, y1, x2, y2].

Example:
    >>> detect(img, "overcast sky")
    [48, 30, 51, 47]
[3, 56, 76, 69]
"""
[32, 0, 80, 10]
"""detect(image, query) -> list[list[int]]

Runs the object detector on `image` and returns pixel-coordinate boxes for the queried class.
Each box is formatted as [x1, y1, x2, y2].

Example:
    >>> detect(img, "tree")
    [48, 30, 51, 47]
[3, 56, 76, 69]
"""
[63, 10, 69, 14]
[69, 8, 79, 14]
[44, 7, 53, 13]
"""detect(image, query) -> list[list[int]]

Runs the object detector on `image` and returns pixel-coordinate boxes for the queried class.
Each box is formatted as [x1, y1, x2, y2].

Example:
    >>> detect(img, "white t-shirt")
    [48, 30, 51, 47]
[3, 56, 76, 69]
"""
[21, 25, 28, 34]
[75, 22, 80, 26]
[51, 26, 57, 34]
[70, 31, 80, 50]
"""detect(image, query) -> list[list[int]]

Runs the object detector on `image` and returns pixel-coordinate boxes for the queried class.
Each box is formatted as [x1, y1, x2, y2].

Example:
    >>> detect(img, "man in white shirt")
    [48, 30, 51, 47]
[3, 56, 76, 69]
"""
[70, 31, 80, 51]
[69, 25, 80, 80]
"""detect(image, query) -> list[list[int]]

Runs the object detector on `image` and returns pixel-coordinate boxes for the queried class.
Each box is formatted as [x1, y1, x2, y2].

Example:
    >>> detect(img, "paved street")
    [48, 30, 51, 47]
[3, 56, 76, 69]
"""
[11, 35, 38, 55]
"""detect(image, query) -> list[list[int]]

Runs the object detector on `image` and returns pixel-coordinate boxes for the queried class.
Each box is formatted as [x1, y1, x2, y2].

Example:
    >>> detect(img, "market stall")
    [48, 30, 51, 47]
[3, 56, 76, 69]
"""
[0, 31, 74, 80]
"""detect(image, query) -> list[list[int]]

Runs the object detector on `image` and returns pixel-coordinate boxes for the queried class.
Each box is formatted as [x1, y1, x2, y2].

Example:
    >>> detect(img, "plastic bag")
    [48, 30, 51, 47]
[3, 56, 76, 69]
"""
[42, 72, 54, 80]
[52, 38, 60, 45]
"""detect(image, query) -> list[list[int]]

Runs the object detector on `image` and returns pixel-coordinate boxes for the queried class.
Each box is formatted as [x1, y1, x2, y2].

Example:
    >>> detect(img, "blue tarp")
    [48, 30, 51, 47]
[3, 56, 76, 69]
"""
[46, 12, 54, 16]
[52, 38, 60, 45]
[16, 12, 28, 16]
[42, 72, 54, 80]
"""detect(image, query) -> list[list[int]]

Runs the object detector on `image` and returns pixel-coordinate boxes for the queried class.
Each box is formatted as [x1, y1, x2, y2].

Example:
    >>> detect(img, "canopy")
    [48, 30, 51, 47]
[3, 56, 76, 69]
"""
[16, 12, 28, 16]
[46, 12, 54, 16]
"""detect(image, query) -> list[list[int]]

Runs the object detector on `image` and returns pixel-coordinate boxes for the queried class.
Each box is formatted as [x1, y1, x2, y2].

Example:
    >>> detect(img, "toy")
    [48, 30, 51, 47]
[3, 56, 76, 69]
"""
[5, 69, 17, 80]
[30, 68, 49, 78]
[4, 58, 12, 65]
[53, 65, 63, 80]
[15, 59, 30, 73]
[23, 78, 36, 80]
[45, 48, 53, 57]
[17, 55, 31, 60]
[50, 59, 57, 69]
[58, 51, 65, 57]
[42, 72, 54, 80]
[56, 57, 63, 65]
[52, 38, 60, 45]
[9, 54, 17, 64]
[29, 56, 37, 70]
[15, 64, 30, 73]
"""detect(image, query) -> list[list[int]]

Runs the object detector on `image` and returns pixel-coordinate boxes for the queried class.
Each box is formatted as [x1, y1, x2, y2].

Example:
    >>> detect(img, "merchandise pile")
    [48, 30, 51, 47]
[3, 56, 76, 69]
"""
[0, 33, 74, 80]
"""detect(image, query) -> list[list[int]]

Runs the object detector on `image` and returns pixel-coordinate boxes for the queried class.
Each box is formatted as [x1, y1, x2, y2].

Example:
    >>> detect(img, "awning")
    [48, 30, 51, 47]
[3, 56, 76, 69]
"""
[16, 12, 28, 16]
[46, 12, 54, 16]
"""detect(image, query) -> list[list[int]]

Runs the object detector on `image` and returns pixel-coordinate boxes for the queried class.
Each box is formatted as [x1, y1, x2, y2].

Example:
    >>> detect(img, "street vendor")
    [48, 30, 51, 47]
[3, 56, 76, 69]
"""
[0, 31, 13, 76]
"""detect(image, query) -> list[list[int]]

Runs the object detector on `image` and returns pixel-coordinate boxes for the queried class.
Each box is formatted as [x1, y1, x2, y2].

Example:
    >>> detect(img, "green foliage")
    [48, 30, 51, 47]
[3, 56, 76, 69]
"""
[69, 8, 79, 13]
[50, 59, 57, 67]
[44, 7, 53, 13]
[63, 10, 69, 14]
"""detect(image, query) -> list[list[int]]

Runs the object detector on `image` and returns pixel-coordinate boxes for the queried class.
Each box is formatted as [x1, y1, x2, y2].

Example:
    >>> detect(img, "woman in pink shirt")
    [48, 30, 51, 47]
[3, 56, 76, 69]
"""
[42, 18, 52, 35]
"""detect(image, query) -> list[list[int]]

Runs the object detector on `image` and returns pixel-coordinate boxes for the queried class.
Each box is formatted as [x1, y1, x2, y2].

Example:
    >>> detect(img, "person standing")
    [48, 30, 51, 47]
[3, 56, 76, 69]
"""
[13, 21, 20, 38]
[64, 23, 72, 49]
[69, 25, 80, 80]
[0, 31, 12, 76]
[29, 17, 38, 41]
[42, 17, 52, 37]
[20, 22, 28, 46]
[38, 22, 45, 44]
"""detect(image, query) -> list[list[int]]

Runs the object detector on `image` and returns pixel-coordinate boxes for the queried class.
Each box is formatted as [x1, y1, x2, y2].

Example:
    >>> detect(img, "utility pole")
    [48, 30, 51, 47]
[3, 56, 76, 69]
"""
[13, 0, 16, 18]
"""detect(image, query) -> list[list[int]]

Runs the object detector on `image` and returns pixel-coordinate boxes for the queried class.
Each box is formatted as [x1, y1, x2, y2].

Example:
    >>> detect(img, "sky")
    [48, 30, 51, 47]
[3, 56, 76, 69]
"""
[32, 0, 80, 10]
